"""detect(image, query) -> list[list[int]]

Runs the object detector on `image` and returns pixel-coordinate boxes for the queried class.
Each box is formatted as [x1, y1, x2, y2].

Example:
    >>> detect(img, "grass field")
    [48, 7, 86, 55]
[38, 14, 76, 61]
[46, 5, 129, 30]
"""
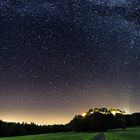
[0, 132, 97, 140]
[105, 127, 140, 140]
[0, 127, 140, 140]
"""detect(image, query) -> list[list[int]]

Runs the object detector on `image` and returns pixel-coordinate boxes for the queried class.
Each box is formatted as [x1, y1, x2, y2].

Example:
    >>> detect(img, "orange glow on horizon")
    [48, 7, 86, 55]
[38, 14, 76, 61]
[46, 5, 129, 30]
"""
[0, 113, 71, 125]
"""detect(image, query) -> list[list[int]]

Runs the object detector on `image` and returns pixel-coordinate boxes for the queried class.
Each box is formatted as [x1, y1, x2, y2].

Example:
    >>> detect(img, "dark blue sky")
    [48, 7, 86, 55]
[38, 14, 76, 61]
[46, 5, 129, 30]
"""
[0, 0, 140, 124]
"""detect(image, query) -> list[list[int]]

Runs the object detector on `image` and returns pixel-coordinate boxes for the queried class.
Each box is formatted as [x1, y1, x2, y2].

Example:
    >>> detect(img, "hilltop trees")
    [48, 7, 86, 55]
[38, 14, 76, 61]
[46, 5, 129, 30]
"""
[115, 113, 126, 129]
[71, 111, 117, 132]
[71, 108, 140, 132]
[125, 113, 140, 127]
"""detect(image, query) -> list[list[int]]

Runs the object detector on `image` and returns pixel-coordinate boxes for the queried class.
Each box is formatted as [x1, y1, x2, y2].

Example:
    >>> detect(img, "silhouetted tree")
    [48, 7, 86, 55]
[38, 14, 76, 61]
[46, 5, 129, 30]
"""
[115, 113, 126, 129]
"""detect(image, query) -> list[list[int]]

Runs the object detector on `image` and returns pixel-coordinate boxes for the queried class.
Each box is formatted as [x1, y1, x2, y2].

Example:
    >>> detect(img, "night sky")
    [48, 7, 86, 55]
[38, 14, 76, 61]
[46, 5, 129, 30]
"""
[0, 0, 140, 125]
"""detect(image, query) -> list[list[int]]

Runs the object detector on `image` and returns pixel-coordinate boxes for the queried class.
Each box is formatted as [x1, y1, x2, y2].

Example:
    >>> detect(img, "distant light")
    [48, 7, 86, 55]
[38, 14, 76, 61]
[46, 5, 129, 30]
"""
[110, 109, 126, 116]
[111, 111, 117, 116]
[81, 112, 87, 117]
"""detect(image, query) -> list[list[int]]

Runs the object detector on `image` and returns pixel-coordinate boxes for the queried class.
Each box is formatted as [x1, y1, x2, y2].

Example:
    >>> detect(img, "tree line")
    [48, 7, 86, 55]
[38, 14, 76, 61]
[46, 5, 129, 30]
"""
[0, 121, 70, 137]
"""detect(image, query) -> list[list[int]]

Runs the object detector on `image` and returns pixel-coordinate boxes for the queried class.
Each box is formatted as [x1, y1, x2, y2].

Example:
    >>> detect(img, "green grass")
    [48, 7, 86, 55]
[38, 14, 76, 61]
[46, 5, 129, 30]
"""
[0, 132, 97, 140]
[1, 127, 140, 140]
[105, 127, 140, 140]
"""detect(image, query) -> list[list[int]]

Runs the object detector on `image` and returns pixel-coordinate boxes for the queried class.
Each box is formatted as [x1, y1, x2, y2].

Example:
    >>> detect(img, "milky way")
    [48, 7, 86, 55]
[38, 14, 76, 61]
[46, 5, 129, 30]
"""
[0, 0, 140, 124]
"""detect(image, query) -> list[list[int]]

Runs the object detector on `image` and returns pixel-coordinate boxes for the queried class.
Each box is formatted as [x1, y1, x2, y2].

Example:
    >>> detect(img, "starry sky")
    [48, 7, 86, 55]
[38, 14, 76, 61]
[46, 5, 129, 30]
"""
[0, 0, 140, 125]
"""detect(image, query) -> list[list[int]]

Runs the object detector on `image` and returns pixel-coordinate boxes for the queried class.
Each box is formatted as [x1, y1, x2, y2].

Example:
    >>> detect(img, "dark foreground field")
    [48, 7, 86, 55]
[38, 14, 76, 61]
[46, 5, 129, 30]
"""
[0, 127, 140, 140]
[105, 127, 140, 140]
[0, 132, 97, 140]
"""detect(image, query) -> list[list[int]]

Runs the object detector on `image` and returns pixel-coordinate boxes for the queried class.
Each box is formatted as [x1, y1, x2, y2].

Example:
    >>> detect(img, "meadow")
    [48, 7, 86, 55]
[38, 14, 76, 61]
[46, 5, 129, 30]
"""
[0, 132, 97, 140]
[0, 127, 140, 140]
[105, 127, 140, 140]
